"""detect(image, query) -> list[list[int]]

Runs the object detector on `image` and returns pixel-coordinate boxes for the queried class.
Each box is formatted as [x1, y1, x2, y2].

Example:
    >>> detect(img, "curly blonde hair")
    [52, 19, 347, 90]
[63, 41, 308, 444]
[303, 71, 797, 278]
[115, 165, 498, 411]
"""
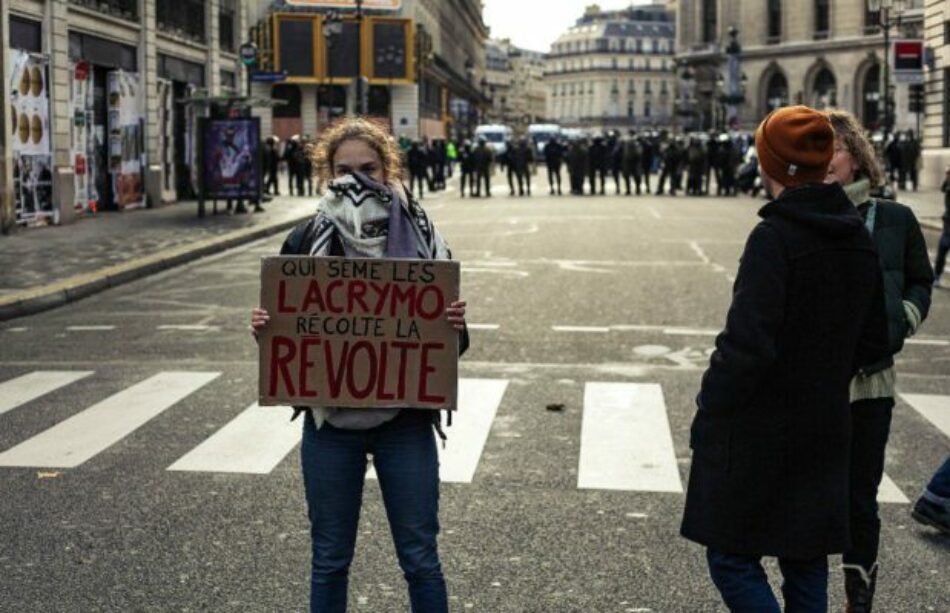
[311, 117, 403, 183]
[823, 109, 885, 189]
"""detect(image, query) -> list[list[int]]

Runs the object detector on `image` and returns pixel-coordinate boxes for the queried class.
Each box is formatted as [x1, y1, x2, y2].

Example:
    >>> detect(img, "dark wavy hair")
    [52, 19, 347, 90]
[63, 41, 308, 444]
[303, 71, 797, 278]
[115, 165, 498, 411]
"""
[311, 117, 403, 184]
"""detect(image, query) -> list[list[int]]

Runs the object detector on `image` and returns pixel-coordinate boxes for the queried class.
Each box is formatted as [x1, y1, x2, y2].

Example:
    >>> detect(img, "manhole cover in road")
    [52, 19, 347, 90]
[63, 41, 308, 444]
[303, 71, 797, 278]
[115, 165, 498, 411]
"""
[633, 344, 670, 357]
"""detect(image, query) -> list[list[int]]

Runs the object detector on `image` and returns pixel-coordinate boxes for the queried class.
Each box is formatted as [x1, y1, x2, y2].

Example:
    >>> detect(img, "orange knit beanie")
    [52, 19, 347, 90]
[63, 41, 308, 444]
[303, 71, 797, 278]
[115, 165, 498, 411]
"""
[755, 105, 835, 187]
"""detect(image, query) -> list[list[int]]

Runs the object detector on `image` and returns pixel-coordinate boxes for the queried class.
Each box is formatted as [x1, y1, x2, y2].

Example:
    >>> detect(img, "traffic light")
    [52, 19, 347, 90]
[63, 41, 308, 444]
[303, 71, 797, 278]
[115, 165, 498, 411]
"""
[908, 85, 924, 113]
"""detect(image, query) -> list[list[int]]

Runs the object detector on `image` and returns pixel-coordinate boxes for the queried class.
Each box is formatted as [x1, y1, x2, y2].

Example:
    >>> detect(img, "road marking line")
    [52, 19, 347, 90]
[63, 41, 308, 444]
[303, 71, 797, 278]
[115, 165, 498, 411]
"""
[0, 371, 94, 416]
[578, 382, 682, 492]
[467, 324, 501, 330]
[369, 378, 509, 483]
[662, 327, 719, 337]
[552, 326, 611, 333]
[157, 325, 219, 331]
[167, 403, 298, 474]
[0, 372, 220, 468]
[66, 325, 116, 331]
[688, 241, 711, 265]
[646, 206, 662, 219]
[878, 473, 909, 504]
[462, 268, 530, 277]
[905, 339, 950, 346]
[900, 393, 950, 438]
[5, 327, 29, 332]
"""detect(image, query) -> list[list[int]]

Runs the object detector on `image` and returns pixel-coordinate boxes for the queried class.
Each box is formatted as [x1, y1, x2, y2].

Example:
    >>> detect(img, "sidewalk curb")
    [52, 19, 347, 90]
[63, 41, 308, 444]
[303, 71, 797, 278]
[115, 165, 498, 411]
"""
[0, 215, 309, 323]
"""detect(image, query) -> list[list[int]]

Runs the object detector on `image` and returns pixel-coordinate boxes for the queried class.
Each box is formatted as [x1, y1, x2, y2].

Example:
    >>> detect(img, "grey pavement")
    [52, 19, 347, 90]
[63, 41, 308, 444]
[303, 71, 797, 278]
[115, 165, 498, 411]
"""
[0, 195, 318, 298]
[0, 176, 948, 612]
[891, 187, 947, 231]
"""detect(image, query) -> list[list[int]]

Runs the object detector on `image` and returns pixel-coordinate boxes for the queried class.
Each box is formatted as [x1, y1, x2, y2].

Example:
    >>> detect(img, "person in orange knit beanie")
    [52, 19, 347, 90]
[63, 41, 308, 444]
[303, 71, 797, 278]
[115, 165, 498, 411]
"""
[681, 104, 891, 613]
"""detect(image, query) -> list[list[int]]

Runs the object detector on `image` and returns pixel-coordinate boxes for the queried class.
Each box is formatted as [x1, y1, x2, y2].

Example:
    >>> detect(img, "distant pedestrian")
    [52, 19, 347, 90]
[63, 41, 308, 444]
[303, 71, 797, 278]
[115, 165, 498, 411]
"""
[934, 167, 950, 287]
[298, 135, 315, 197]
[446, 140, 457, 178]
[565, 138, 589, 195]
[508, 138, 533, 196]
[543, 137, 564, 195]
[284, 135, 302, 196]
[250, 117, 468, 613]
[473, 138, 494, 197]
[824, 109, 933, 613]
[607, 132, 623, 195]
[912, 454, 950, 535]
[621, 131, 643, 195]
[898, 131, 921, 191]
[408, 141, 428, 199]
[686, 138, 705, 196]
[640, 136, 654, 194]
[656, 138, 679, 196]
[681, 105, 890, 613]
[458, 141, 475, 198]
[588, 136, 607, 195]
[263, 136, 280, 196]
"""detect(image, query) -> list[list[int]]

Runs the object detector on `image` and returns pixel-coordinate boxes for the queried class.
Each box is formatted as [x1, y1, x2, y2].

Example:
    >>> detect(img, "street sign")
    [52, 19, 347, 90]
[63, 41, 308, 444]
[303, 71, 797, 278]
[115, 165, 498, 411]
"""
[239, 43, 259, 66]
[282, 0, 402, 8]
[251, 71, 289, 83]
[893, 40, 923, 72]
[895, 72, 924, 84]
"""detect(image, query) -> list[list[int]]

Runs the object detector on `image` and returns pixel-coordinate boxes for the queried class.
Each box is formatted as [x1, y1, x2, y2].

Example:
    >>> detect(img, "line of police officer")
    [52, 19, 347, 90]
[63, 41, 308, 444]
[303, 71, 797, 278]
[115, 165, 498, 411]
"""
[453, 131, 752, 199]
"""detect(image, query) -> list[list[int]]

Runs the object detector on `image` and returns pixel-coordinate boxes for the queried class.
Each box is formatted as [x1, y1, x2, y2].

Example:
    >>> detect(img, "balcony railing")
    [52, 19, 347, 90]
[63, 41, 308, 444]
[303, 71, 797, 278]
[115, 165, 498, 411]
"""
[69, 0, 138, 21]
[548, 48, 674, 59]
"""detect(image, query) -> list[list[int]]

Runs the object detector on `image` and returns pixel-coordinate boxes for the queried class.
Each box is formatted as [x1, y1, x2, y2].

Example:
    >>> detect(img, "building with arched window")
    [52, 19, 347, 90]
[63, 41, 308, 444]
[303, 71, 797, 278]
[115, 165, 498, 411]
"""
[675, 0, 923, 134]
[545, 3, 676, 132]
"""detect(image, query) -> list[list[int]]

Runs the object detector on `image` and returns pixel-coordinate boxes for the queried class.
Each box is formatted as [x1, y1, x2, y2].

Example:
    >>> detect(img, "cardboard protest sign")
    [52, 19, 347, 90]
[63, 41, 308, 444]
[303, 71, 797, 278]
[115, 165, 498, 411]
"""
[258, 256, 460, 410]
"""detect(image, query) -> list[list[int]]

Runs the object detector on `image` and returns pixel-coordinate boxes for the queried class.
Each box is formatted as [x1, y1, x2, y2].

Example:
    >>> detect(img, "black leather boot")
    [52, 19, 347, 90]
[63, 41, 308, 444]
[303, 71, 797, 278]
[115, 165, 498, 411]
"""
[843, 564, 877, 613]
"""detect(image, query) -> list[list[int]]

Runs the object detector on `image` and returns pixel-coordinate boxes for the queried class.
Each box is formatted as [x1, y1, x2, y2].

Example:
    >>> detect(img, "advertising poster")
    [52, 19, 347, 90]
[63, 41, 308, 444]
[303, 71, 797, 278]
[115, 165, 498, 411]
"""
[8, 50, 53, 225]
[258, 256, 460, 410]
[157, 79, 176, 201]
[108, 70, 144, 209]
[71, 61, 98, 213]
[201, 117, 261, 200]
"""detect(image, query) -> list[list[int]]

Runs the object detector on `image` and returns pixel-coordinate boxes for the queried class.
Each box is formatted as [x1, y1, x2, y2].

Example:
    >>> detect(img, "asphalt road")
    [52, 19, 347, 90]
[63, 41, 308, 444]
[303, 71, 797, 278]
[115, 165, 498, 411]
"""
[1, 173, 948, 612]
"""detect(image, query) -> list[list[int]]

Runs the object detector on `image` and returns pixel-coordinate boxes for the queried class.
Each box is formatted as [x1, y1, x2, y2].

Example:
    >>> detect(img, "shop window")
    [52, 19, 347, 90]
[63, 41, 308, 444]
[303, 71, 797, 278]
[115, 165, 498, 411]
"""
[220, 70, 237, 94]
[272, 85, 302, 118]
[219, 0, 236, 53]
[158, 54, 206, 87]
[69, 32, 137, 71]
[10, 16, 42, 52]
[279, 19, 315, 77]
[69, 0, 137, 21]
[157, 0, 206, 44]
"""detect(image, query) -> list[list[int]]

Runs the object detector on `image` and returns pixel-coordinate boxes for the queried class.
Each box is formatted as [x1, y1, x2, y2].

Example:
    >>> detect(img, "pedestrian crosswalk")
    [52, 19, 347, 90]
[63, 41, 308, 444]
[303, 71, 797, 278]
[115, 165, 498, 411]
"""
[0, 370, 947, 504]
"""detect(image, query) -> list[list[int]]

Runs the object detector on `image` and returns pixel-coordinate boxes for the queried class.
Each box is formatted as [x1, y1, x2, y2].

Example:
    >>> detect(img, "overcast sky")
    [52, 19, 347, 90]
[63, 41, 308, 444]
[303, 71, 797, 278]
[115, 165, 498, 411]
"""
[482, 1, 650, 53]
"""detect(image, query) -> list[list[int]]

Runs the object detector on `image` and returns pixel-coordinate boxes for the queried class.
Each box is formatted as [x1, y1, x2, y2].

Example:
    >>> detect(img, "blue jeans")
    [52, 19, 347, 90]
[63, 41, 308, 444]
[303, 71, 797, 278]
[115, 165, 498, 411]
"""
[706, 549, 828, 612]
[301, 410, 447, 613]
[924, 454, 950, 505]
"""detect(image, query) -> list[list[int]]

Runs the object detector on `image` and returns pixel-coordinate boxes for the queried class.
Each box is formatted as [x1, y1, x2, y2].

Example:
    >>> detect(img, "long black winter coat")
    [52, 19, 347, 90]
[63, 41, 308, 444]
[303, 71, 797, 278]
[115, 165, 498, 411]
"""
[681, 182, 890, 559]
[856, 199, 933, 370]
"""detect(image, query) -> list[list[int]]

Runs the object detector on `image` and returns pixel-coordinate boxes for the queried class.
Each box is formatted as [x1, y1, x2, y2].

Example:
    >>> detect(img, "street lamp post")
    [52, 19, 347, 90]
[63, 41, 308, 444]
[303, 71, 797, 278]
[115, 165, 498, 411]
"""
[869, 0, 905, 140]
[718, 26, 746, 132]
[322, 12, 343, 121]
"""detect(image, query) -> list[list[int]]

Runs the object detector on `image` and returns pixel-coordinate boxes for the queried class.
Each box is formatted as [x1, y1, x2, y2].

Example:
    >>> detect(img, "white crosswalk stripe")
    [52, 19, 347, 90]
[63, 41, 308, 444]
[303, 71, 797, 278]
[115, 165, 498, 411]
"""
[368, 378, 509, 483]
[167, 402, 298, 474]
[0, 372, 220, 468]
[0, 371, 93, 416]
[901, 393, 950, 438]
[0, 369, 946, 504]
[877, 474, 910, 504]
[578, 382, 682, 493]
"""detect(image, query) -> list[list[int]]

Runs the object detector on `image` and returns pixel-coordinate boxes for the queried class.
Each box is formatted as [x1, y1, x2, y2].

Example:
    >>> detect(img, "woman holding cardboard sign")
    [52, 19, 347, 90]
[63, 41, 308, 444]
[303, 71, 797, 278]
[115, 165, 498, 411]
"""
[250, 117, 467, 613]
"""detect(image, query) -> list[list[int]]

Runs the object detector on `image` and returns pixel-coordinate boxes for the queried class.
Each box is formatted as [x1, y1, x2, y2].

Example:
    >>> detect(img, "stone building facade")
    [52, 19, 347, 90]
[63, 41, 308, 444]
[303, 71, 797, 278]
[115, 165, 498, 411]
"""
[921, 0, 950, 188]
[675, 0, 924, 135]
[247, 0, 488, 144]
[545, 3, 677, 133]
[482, 39, 547, 131]
[2, 0, 247, 231]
